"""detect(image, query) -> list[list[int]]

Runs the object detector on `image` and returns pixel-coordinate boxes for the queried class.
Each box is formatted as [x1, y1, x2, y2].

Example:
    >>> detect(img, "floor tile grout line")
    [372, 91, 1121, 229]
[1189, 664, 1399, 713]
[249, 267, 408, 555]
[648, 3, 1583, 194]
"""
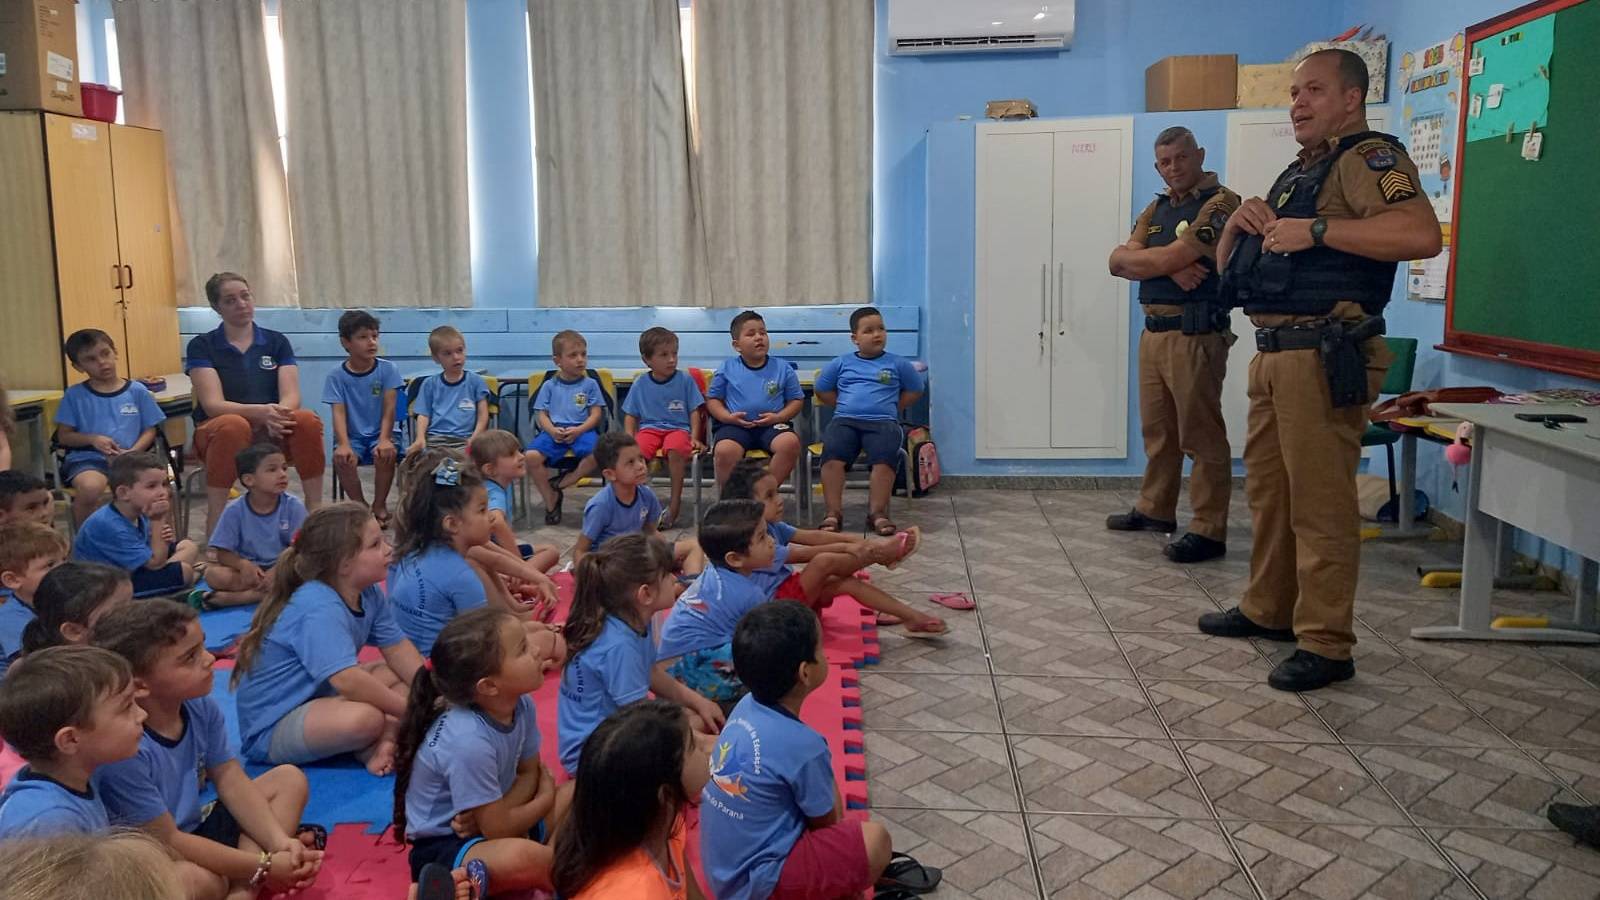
[1032, 495, 1269, 900]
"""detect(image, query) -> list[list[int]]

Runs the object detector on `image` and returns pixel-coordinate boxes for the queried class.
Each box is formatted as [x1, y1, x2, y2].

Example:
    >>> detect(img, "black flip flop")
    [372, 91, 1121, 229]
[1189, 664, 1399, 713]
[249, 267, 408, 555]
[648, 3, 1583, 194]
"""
[876, 851, 942, 894]
[416, 863, 456, 900]
[295, 822, 327, 851]
[544, 486, 564, 526]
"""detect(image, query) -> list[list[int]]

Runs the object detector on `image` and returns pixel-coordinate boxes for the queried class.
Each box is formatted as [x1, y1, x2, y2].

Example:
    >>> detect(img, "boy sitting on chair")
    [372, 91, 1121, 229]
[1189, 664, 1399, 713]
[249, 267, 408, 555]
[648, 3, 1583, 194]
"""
[706, 311, 805, 490]
[323, 311, 403, 528]
[54, 329, 167, 527]
[524, 330, 606, 526]
[622, 327, 705, 528]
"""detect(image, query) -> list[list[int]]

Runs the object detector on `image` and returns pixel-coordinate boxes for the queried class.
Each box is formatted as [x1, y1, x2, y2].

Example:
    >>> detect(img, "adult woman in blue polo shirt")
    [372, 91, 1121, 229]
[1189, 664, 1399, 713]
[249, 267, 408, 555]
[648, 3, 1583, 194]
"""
[186, 272, 325, 536]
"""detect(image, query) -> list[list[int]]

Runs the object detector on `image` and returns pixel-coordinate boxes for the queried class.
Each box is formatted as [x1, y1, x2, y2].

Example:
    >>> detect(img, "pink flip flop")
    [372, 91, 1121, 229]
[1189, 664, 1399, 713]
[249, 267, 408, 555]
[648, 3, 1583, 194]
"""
[901, 617, 948, 639]
[884, 527, 922, 570]
[875, 612, 904, 626]
[928, 591, 975, 611]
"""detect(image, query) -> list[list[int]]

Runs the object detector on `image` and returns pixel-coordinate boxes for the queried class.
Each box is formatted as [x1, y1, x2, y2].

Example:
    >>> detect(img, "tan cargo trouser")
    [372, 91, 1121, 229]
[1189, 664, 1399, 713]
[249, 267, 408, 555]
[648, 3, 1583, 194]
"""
[1134, 304, 1233, 541]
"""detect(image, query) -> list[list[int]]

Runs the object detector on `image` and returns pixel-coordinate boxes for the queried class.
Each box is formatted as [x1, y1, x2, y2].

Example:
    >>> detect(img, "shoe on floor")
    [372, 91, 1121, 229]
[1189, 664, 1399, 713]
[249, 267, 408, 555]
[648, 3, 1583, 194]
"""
[1105, 508, 1177, 533]
[1164, 532, 1226, 563]
[1197, 607, 1295, 642]
[1267, 649, 1355, 692]
[1549, 802, 1600, 847]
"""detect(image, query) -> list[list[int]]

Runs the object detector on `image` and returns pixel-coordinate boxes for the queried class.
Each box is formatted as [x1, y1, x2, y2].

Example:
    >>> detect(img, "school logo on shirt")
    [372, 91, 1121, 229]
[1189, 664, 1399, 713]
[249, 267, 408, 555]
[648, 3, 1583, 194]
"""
[667, 400, 686, 412]
[573, 392, 588, 407]
[370, 384, 382, 396]
[456, 399, 475, 411]
[708, 737, 753, 802]
[876, 369, 893, 384]
[258, 356, 278, 371]
[764, 380, 779, 397]
[119, 402, 139, 416]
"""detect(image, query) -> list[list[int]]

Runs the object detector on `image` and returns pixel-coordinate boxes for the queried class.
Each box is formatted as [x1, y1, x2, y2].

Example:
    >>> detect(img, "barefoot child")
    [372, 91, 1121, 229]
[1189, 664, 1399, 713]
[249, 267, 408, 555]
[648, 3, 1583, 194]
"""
[705, 311, 803, 488]
[558, 534, 724, 776]
[21, 562, 134, 654]
[700, 602, 939, 900]
[93, 601, 323, 899]
[73, 452, 200, 598]
[407, 326, 490, 454]
[199, 444, 307, 609]
[574, 433, 704, 575]
[394, 608, 564, 896]
[54, 329, 167, 526]
[552, 700, 714, 899]
[231, 503, 424, 775]
[467, 430, 561, 572]
[525, 331, 607, 525]
[622, 327, 706, 528]
[324, 311, 404, 526]
[0, 522, 68, 674]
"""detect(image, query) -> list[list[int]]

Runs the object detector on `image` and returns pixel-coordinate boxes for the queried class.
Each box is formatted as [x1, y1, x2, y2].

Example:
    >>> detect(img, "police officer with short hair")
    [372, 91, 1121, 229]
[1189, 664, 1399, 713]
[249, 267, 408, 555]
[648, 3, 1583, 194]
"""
[1107, 127, 1239, 564]
[1199, 49, 1441, 692]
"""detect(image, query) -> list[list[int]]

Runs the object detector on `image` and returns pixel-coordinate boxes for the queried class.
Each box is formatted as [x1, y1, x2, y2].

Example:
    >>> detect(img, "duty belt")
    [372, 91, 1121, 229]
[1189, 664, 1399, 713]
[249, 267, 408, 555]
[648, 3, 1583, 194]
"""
[1145, 305, 1229, 335]
[1254, 316, 1386, 352]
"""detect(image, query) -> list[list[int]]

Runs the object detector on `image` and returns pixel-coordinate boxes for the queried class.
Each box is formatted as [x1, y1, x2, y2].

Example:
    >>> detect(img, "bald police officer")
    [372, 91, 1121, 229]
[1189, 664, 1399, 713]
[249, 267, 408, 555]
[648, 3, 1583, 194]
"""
[1200, 49, 1441, 691]
[1107, 127, 1240, 564]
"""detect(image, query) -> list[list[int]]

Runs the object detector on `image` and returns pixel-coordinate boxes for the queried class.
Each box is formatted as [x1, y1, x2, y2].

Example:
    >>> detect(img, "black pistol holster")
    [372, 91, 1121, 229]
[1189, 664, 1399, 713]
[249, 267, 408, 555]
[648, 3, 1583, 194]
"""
[1180, 301, 1229, 336]
[1319, 315, 1385, 409]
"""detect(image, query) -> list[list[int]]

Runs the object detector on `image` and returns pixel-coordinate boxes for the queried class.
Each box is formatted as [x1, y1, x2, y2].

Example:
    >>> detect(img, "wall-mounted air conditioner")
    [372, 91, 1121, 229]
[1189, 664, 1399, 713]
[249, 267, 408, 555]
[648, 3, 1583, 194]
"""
[887, 0, 1074, 56]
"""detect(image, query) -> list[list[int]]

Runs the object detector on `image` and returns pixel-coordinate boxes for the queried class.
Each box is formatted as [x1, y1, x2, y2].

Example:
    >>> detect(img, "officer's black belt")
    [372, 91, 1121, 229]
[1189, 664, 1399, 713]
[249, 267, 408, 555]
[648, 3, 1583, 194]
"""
[1254, 316, 1386, 353]
[1144, 314, 1186, 333]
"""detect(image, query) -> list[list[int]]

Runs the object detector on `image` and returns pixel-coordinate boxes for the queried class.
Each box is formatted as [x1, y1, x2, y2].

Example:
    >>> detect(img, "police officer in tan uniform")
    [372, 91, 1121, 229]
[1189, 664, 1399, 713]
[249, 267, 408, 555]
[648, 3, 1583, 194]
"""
[1199, 49, 1441, 691]
[1107, 127, 1240, 564]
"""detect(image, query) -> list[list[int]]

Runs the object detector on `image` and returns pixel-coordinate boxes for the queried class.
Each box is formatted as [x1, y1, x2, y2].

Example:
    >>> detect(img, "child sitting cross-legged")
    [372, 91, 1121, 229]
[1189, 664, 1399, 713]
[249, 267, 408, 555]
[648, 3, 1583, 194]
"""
[573, 432, 705, 574]
[394, 607, 567, 899]
[551, 700, 716, 900]
[466, 430, 561, 573]
[231, 502, 425, 776]
[387, 454, 562, 656]
[525, 330, 607, 525]
[92, 600, 324, 900]
[558, 534, 724, 777]
[0, 469, 58, 528]
[21, 561, 134, 655]
[323, 310, 405, 528]
[622, 327, 706, 529]
[0, 522, 68, 675]
[73, 452, 200, 598]
[54, 328, 168, 526]
[700, 601, 940, 900]
[197, 443, 307, 610]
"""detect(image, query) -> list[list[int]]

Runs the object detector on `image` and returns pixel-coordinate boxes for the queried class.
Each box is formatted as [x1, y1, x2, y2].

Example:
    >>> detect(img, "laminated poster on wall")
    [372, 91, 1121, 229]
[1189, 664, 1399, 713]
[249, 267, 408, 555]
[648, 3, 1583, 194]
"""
[1464, 15, 1554, 143]
[1398, 33, 1464, 302]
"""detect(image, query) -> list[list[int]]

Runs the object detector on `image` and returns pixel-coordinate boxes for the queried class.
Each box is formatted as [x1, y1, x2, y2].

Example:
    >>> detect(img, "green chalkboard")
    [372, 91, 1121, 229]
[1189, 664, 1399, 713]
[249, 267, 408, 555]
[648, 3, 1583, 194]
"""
[1447, 0, 1600, 378]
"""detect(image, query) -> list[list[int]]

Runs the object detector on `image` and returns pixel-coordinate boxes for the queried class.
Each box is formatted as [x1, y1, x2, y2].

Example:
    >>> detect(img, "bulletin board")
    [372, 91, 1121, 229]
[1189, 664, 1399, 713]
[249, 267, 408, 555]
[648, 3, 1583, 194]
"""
[1443, 0, 1600, 380]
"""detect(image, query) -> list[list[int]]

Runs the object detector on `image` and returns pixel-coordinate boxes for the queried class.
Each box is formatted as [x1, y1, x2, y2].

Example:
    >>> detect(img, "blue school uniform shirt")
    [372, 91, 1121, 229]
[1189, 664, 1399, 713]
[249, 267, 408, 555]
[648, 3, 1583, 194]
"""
[815, 351, 923, 422]
[233, 581, 407, 762]
[621, 370, 703, 432]
[747, 521, 799, 596]
[387, 545, 488, 655]
[208, 493, 307, 568]
[0, 768, 111, 839]
[74, 503, 153, 571]
[707, 356, 803, 418]
[700, 694, 836, 900]
[404, 695, 541, 840]
[322, 359, 403, 441]
[185, 325, 297, 424]
[485, 479, 512, 518]
[656, 558, 788, 662]
[55, 380, 166, 469]
[95, 697, 234, 832]
[581, 483, 662, 549]
[0, 590, 34, 676]
[557, 615, 654, 773]
[415, 371, 490, 439]
[534, 374, 605, 428]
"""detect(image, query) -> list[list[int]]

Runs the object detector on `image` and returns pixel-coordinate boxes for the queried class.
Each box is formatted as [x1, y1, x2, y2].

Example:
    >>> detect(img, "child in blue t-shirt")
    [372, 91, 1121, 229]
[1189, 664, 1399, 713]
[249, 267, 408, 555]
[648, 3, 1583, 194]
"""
[395, 608, 565, 895]
[705, 311, 804, 489]
[230, 503, 425, 775]
[558, 534, 723, 776]
[574, 433, 705, 574]
[324, 310, 404, 526]
[200, 443, 307, 610]
[19, 562, 133, 656]
[0, 522, 68, 676]
[525, 330, 607, 526]
[92, 600, 322, 894]
[0, 645, 145, 840]
[54, 329, 168, 527]
[700, 602, 935, 900]
[465, 431, 561, 576]
[815, 306, 925, 536]
[623, 327, 706, 528]
[408, 325, 490, 453]
[0, 469, 56, 528]
[73, 452, 200, 598]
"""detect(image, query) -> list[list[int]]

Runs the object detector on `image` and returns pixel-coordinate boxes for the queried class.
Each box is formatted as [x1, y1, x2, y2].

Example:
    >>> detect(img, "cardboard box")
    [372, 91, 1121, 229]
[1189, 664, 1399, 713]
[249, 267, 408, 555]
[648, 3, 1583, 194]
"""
[0, 0, 81, 116]
[1237, 62, 1297, 108]
[1146, 54, 1238, 112]
[1292, 39, 1389, 103]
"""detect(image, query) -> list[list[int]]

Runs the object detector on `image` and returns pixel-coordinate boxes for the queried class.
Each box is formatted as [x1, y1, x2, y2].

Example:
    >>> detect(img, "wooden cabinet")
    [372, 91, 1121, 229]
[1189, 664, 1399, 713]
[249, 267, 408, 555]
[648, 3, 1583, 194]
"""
[0, 111, 179, 389]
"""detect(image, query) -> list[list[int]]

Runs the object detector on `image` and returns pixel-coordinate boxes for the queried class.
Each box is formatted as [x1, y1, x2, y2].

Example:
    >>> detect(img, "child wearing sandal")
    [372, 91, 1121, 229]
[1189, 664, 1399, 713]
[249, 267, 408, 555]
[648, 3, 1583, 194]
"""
[814, 306, 924, 537]
[700, 602, 940, 900]
[324, 310, 404, 526]
[622, 327, 706, 529]
[200, 444, 307, 609]
[525, 331, 607, 526]
[558, 534, 724, 775]
[231, 503, 425, 776]
[552, 700, 715, 899]
[466, 430, 561, 572]
[394, 608, 566, 898]
[92, 600, 323, 900]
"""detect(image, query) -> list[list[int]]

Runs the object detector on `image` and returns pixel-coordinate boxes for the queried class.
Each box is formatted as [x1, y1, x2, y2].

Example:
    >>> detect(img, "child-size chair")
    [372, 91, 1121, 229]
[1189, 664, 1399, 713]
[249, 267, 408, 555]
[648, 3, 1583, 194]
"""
[1361, 337, 1419, 518]
[329, 388, 413, 502]
[638, 367, 709, 527]
[516, 368, 617, 521]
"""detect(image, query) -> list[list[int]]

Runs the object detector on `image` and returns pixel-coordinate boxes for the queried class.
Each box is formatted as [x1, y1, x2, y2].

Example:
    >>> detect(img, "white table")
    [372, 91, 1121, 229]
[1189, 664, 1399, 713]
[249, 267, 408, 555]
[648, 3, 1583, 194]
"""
[1412, 403, 1600, 644]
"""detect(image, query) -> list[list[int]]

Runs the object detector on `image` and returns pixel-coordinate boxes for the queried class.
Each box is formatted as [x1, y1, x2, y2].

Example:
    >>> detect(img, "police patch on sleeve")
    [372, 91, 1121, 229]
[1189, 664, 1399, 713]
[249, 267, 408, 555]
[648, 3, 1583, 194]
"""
[1361, 145, 1397, 171]
[1379, 170, 1418, 204]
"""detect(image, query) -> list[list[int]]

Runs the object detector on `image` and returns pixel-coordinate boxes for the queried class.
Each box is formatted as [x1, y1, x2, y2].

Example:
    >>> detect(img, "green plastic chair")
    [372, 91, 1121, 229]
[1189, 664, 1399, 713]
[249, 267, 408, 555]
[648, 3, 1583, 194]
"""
[1362, 336, 1419, 512]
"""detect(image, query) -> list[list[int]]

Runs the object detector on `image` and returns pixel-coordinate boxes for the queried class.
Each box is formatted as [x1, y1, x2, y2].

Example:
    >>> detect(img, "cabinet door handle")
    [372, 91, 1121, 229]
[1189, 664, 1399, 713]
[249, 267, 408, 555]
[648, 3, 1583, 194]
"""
[1057, 263, 1066, 334]
[123, 265, 134, 289]
[112, 265, 123, 289]
[1038, 264, 1047, 356]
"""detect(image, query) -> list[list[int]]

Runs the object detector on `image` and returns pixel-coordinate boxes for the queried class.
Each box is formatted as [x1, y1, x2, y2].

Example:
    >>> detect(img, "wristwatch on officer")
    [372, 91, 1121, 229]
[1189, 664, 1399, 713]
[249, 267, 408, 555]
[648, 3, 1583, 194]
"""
[1310, 217, 1328, 248]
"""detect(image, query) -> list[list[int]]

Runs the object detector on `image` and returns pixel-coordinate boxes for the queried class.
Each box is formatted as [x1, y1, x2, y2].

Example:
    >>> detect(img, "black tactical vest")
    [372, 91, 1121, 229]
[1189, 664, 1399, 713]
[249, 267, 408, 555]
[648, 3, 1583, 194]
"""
[1219, 131, 1401, 317]
[1138, 184, 1223, 304]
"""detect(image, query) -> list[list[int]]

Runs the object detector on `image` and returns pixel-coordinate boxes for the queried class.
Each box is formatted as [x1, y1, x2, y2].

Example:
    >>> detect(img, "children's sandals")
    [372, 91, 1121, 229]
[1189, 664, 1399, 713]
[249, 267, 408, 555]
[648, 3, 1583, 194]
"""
[877, 851, 943, 894]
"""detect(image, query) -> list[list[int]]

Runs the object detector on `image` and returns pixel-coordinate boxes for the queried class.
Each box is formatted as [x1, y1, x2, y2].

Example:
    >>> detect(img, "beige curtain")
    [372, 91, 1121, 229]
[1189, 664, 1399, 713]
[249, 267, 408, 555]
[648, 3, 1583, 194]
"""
[528, 0, 705, 308]
[112, 0, 297, 307]
[280, 0, 472, 308]
[692, 0, 872, 307]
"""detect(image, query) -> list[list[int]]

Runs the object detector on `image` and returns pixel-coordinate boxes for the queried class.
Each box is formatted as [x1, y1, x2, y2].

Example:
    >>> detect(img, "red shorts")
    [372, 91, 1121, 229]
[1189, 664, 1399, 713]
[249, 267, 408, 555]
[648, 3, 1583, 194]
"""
[774, 571, 831, 611]
[635, 427, 693, 460]
[772, 819, 871, 900]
